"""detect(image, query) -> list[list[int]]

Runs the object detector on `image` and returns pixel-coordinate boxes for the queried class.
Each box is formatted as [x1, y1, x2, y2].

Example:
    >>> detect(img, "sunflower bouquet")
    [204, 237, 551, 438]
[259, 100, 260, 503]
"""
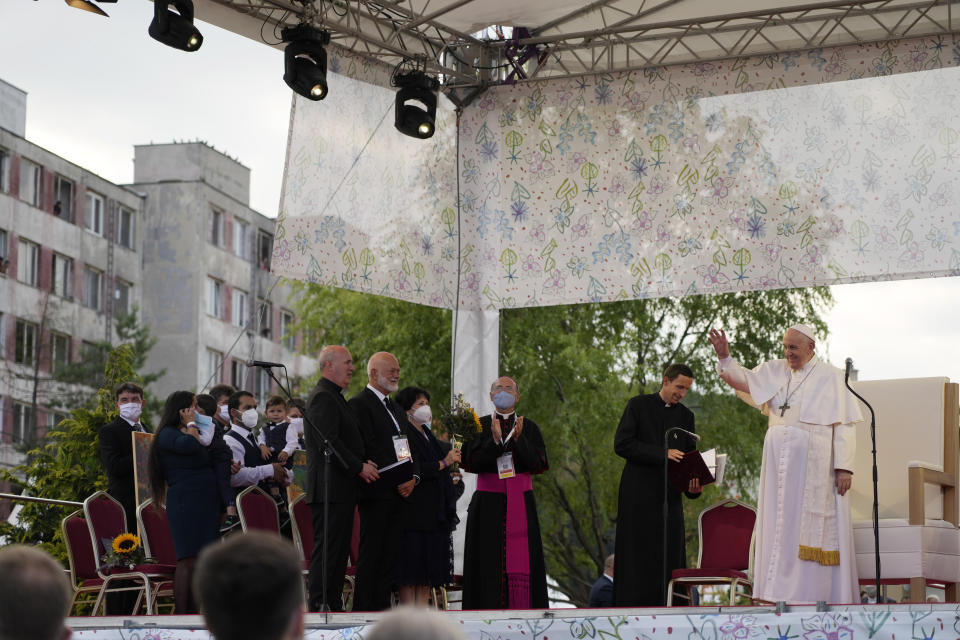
[101, 533, 149, 570]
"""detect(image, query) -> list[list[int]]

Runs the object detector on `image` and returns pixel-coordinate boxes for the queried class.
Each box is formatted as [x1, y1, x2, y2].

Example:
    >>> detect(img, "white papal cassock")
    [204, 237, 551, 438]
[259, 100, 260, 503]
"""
[719, 354, 863, 604]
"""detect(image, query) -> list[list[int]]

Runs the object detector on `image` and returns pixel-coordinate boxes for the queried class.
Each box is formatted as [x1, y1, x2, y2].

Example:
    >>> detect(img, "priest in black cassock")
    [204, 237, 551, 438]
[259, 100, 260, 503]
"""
[461, 376, 549, 610]
[613, 363, 702, 606]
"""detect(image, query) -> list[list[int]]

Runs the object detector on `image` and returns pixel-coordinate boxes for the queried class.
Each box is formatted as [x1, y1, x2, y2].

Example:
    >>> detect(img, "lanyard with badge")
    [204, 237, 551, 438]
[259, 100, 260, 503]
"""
[495, 417, 521, 479]
[393, 435, 411, 462]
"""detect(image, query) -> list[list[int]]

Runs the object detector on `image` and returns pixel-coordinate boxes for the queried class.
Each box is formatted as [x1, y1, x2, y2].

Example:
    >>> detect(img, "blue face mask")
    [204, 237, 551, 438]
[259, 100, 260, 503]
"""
[194, 412, 214, 432]
[492, 391, 515, 411]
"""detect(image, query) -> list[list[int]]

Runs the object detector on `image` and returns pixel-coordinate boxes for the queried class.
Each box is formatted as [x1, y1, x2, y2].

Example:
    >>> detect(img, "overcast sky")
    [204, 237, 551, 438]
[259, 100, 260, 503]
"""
[2, 3, 957, 384]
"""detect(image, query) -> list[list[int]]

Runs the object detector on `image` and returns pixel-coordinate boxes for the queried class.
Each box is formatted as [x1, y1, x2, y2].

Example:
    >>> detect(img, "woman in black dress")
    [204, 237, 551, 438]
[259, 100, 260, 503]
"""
[148, 390, 220, 613]
[394, 386, 461, 606]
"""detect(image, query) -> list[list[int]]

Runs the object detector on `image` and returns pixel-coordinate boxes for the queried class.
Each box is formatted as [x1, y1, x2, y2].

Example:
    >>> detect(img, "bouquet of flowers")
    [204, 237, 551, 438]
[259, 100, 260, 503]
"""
[101, 533, 149, 570]
[436, 392, 483, 466]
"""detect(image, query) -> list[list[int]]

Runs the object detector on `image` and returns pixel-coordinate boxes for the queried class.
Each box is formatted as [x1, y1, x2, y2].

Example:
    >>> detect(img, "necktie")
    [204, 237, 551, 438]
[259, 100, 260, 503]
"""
[248, 433, 258, 448]
[383, 397, 401, 433]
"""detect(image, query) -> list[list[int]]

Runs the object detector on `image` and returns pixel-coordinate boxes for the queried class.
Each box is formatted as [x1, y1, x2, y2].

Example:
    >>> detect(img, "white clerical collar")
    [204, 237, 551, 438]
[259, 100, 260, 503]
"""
[496, 411, 516, 420]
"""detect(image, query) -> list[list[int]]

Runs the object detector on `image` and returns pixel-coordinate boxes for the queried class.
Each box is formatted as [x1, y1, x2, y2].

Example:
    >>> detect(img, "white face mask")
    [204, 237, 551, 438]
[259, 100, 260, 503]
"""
[289, 417, 304, 435]
[411, 405, 432, 425]
[118, 402, 142, 422]
[218, 405, 230, 422]
[240, 408, 259, 429]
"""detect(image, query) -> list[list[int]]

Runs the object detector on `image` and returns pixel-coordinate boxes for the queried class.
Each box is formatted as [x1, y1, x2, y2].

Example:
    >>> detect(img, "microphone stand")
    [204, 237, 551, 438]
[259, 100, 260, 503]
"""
[255, 363, 346, 613]
[844, 359, 880, 597]
[662, 425, 699, 605]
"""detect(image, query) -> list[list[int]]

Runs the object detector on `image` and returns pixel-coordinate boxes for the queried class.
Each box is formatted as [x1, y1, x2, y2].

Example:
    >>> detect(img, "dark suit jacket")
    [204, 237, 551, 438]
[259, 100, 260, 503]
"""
[589, 574, 614, 607]
[98, 416, 151, 529]
[305, 377, 365, 504]
[403, 422, 458, 531]
[348, 387, 419, 501]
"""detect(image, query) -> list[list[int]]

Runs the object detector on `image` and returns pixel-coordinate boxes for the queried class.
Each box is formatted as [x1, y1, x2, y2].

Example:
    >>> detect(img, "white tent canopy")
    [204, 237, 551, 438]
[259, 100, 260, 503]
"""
[197, 0, 960, 90]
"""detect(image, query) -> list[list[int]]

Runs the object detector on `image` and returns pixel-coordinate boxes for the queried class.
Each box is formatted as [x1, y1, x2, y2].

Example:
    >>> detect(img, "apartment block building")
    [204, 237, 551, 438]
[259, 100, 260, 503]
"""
[0, 80, 316, 518]
[132, 142, 316, 404]
[0, 79, 145, 473]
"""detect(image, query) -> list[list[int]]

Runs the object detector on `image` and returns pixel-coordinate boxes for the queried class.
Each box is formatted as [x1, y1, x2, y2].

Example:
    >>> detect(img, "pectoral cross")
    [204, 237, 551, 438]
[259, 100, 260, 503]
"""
[778, 401, 790, 417]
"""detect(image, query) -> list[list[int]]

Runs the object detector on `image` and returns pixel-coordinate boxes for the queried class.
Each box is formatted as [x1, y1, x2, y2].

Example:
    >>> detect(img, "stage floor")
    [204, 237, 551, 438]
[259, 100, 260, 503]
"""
[67, 603, 960, 639]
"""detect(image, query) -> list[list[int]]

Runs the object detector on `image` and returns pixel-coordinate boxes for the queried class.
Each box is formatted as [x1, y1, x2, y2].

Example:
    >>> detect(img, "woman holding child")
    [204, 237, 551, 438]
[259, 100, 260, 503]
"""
[148, 390, 221, 613]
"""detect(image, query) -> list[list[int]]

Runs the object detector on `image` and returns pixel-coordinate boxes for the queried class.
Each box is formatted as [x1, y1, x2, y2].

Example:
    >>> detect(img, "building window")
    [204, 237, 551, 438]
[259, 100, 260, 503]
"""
[0, 228, 8, 275]
[231, 288, 248, 328]
[0, 147, 9, 192]
[54, 175, 74, 222]
[280, 310, 295, 350]
[114, 279, 132, 316]
[19, 159, 41, 207]
[83, 266, 103, 311]
[12, 402, 34, 444]
[81, 340, 106, 362]
[206, 349, 222, 386]
[258, 230, 273, 270]
[48, 411, 69, 429]
[15, 319, 37, 366]
[206, 277, 223, 319]
[234, 219, 249, 260]
[52, 253, 74, 299]
[256, 368, 270, 401]
[117, 207, 135, 249]
[17, 238, 39, 286]
[210, 208, 225, 247]
[230, 359, 245, 389]
[85, 192, 104, 236]
[257, 299, 273, 339]
[50, 331, 71, 375]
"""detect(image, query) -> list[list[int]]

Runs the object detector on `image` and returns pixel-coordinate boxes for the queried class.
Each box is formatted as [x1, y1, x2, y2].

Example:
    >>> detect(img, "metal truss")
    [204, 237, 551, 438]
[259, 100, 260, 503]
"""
[203, 0, 960, 93]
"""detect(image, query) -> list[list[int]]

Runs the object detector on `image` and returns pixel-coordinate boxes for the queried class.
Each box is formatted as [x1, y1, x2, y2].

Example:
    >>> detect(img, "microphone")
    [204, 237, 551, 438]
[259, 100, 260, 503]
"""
[666, 426, 700, 441]
[246, 360, 286, 368]
[845, 357, 853, 382]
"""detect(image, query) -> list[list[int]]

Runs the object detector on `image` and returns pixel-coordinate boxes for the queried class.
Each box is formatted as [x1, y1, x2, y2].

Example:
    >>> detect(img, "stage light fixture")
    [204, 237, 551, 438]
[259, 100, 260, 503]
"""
[393, 70, 440, 139]
[149, 0, 203, 52]
[282, 24, 330, 101]
[65, 0, 110, 17]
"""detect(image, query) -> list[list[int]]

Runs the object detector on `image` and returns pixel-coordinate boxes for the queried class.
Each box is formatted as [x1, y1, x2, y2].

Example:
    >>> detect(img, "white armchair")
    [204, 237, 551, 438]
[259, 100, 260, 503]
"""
[849, 377, 960, 602]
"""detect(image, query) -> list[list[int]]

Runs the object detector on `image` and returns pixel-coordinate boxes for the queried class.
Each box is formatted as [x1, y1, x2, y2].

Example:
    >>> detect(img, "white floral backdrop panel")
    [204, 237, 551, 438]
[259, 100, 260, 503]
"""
[68, 609, 960, 640]
[274, 49, 460, 307]
[273, 38, 960, 310]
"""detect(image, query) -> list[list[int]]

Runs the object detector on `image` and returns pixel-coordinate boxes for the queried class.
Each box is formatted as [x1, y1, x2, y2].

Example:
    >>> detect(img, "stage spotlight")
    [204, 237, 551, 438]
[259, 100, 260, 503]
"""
[149, 0, 203, 52]
[282, 24, 330, 101]
[65, 0, 109, 17]
[393, 70, 440, 139]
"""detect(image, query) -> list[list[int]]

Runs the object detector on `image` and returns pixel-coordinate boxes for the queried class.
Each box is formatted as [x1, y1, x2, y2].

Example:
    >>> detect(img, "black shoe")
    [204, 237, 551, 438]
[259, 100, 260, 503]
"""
[220, 514, 240, 535]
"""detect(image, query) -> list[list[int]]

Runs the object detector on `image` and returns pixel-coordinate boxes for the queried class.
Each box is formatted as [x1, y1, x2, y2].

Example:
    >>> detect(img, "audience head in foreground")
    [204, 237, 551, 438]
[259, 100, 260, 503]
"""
[194, 532, 304, 640]
[0, 544, 72, 640]
[364, 606, 466, 640]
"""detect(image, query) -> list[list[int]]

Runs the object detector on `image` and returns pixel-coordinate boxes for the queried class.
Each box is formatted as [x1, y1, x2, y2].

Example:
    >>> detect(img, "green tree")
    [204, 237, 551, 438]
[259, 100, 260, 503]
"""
[50, 307, 164, 416]
[0, 344, 144, 562]
[289, 282, 452, 400]
[499, 287, 831, 606]
[287, 280, 832, 606]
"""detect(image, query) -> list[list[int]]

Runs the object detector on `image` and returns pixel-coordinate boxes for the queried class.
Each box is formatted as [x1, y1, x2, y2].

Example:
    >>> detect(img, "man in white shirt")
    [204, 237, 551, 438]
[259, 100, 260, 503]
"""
[223, 390, 291, 493]
[709, 324, 862, 603]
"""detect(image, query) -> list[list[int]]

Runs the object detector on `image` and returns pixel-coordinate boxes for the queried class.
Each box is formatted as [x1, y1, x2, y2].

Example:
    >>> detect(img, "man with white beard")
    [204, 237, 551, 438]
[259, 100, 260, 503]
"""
[349, 351, 417, 611]
[709, 324, 862, 603]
